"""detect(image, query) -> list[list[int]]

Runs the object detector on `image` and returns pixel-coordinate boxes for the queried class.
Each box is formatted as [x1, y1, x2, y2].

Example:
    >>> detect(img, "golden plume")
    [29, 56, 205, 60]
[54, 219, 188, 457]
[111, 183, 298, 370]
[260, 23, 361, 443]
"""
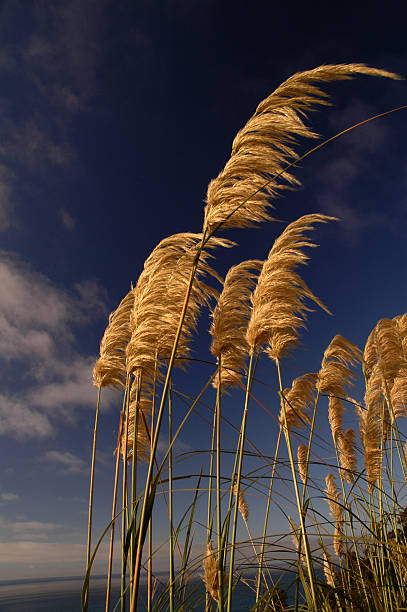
[322, 548, 335, 587]
[394, 313, 407, 357]
[204, 64, 399, 231]
[318, 335, 362, 464]
[126, 232, 233, 379]
[337, 428, 357, 483]
[202, 541, 224, 603]
[325, 473, 343, 557]
[246, 214, 335, 360]
[363, 327, 377, 382]
[390, 375, 407, 419]
[93, 288, 135, 389]
[297, 444, 308, 484]
[288, 516, 306, 569]
[325, 473, 342, 524]
[318, 335, 362, 397]
[360, 364, 383, 491]
[233, 483, 249, 522]
[375, 318, 406, 392]
[210, 259, 263, 387]
[121, 376, 152, 462]
[279, 372, 317, 431]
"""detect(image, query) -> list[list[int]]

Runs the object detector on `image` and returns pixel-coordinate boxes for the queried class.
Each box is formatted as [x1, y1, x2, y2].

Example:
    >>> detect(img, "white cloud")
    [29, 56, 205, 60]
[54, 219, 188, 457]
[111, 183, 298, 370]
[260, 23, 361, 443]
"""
[313, 99, 402, 242]
[0, 120, 75, 168]
[0, 516, 65, 545]
[10, 520, 60, 533]
[0, 540, 84, 562]
[0, 539, 120, 580]
[0, 1, 110, 230]
[318, 195, 389, 243]
[0, 492, 19, 502]
[74, 280, 108, 320]
[41, 450, 86, 474]
[0, 163, 16, 230]
[60, 208, 75, 231]
[0, 394, 54, 439]
[328, 99, 390, 153]
[0, 253, 70, 330]
[0, 250, 107, 351]
[0, 250, 116, 439]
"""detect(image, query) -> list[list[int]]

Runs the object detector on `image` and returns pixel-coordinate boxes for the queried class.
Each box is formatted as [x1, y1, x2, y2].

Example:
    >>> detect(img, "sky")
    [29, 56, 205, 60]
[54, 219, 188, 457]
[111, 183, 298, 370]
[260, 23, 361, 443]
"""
[1, 0, 407, 583]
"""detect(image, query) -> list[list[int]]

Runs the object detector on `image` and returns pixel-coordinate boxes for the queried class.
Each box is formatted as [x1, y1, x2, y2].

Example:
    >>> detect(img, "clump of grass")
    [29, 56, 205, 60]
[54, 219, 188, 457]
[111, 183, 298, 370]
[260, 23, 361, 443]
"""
[82, 63, 407, 612]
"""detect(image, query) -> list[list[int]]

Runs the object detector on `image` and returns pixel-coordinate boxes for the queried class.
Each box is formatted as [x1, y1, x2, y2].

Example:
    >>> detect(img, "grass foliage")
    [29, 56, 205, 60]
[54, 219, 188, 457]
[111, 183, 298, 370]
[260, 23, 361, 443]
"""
[83, 64, 407, 611]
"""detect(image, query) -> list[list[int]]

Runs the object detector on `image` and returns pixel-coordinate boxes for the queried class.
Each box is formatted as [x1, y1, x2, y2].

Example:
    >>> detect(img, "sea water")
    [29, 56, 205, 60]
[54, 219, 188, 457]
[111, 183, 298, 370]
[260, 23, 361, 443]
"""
[0, 573, 297, 610]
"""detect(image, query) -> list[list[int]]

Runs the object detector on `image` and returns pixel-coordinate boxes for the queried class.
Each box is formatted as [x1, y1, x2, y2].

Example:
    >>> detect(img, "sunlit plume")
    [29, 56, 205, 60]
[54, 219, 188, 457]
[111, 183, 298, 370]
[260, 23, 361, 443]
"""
[210, 259, 263, 388]
[93, 288, 135, 389]
[204, 64, 398, 232]
[246, 214, 336, 361]
[279, 372, 317, 431]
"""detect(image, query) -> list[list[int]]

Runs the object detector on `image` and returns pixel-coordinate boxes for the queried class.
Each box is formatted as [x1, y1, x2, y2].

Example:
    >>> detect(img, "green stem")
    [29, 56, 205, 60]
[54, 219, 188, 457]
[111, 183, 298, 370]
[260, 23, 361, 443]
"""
[256, 426, 282, 602]
[85, 385, 102, 612]
[147, 356, 158, 612]
[169, 381, 174, 612]
[121, 374, 131, 612]
[130, 373, 142, 582]
[105, 407, 125, 612]
[216, 357, 224, 611]
[276, 358, 317, 610]
[206, 381, 217, 612]
[130, 238, 208, 612]
[226, 351, 255, 612]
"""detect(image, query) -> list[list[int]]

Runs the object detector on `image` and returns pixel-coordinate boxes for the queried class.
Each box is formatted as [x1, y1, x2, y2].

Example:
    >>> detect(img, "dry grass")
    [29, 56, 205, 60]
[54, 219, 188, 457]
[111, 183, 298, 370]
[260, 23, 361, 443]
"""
[83, 63, 407, 612]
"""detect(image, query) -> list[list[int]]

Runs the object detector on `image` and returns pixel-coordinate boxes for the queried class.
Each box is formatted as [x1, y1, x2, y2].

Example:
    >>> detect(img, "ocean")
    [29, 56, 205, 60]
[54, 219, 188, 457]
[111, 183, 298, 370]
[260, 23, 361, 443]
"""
[0, 574, 275, 611]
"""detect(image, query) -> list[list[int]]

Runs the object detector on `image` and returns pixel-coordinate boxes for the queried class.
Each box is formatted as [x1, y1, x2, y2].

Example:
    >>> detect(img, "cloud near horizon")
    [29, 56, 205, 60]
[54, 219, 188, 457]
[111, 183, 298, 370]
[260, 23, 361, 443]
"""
[0, 250, 117, 439]
[41, 450, 86, 474]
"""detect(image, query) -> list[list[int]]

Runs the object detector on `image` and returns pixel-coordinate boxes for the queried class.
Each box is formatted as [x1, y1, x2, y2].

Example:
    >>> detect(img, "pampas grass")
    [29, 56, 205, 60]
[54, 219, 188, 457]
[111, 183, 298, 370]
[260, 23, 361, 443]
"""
[82, 63, 407, 612]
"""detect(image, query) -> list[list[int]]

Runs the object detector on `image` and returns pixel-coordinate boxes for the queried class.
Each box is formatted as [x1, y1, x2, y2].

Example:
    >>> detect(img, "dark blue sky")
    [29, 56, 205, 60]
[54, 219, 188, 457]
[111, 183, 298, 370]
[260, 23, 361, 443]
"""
[0, 0, 407, 580]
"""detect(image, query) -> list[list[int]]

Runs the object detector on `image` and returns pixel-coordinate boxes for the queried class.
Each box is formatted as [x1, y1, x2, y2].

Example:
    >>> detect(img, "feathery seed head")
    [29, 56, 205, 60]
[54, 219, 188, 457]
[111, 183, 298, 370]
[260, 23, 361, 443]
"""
[363, 328, 378, 382]
[204, 64, 399, 232]
[93, 288, 135, 389]
[297, 444, 308, 484]
[121, 377, 152, 463]
[375, 318, 406, 390]
[325, 473, 342, 525]
[288, 516, 306, 568]
[202, 541, 224, 602]
[322, 548, 335, 587]
[246, 214, 335, 360]
[233, 483, 249, 522]
[338, 428, 357, 483]
[333, 525, 343, 559]
[325, 473, 343, 558]
[210, 259, 263, 387]
[328, 396, 345, 444]
[390, 375, 407, 419]
[394, 313, 407, 356]
[361, 367, 384, 491]
[280, 372, 317, 431]
[126, 233, 233, 378]
[318, 335, 362, 396]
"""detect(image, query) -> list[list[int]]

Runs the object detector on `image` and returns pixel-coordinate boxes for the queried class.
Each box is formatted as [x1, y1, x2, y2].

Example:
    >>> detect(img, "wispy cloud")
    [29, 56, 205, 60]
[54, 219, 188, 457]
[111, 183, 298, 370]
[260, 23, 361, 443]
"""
[60, 208, 75, 231]
[41, 450, 86, 474]
[314, 99, 402, 242]
[0, 492, 19, 502]
[0, 163, 15, 230]
[0, 539, 119, 580]
[0, 515, 63, 543]
[0, 394, 54, 439]
[0, 0, 110, 229]
[0, 250, 117, 439]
